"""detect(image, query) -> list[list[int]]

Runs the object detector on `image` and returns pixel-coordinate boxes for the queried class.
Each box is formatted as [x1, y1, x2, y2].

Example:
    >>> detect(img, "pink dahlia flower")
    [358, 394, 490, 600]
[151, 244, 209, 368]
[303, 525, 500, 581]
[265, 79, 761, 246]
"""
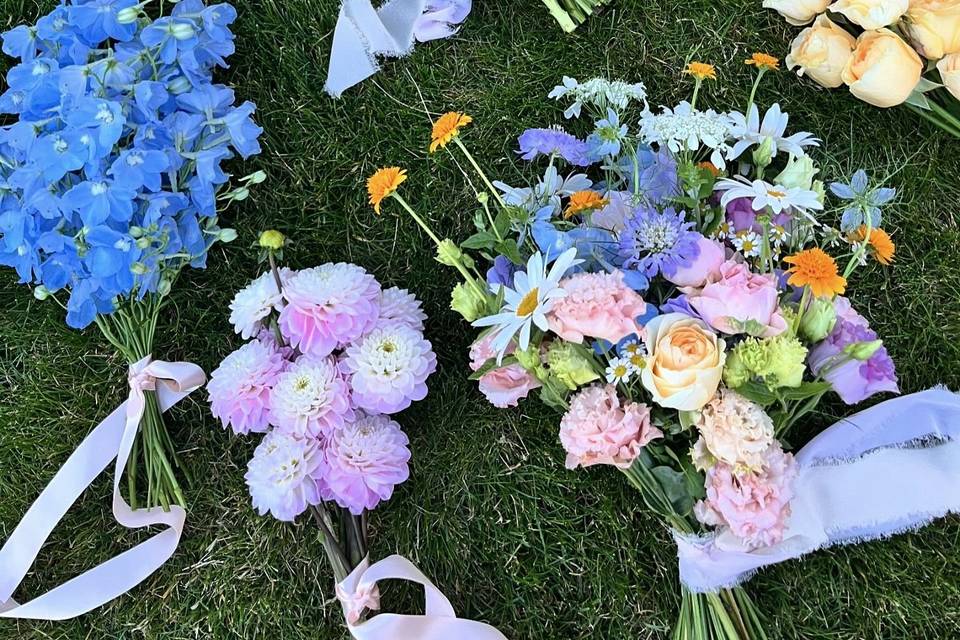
[208, 340, 287, 435]
[278, 263, 381, 357]
[340, 323, 437, 414]
[325, 413, 411, 515]
[228, 269, 293, 339]
[377, 286, 427, 332]
[687, 259, 787, 338]
[245, 429, 325, 521]
[559, 384, 662, 470]
[269, 356, 355, 439]
[694, 444, 797, 549]
[546, 270, 646, 344]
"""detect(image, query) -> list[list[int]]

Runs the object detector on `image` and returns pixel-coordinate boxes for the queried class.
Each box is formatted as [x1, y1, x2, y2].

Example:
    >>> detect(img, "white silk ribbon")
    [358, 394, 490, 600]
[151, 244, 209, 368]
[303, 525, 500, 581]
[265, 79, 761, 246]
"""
[0, 357, 205, 620]
[676, 388, 960, 592]
[324, 0, 471, 98]
[336, 554, 508, 639]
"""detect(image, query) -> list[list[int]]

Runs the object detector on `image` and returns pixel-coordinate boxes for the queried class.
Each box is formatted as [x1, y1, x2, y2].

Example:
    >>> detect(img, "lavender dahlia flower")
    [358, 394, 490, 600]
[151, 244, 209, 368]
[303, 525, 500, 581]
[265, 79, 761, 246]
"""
[228, 269, 292, 339]
[619, 205, 700, 278]
[377, 286, 427, 332]
[325, 413, 411, 515]
[208, 340, 287, 435]
[269, 356, 355, 439]
[278, 263, 381, 357]
[245, 429, 325, 521]
[517, 127, 590, 166]
[340, 323, 437, 414]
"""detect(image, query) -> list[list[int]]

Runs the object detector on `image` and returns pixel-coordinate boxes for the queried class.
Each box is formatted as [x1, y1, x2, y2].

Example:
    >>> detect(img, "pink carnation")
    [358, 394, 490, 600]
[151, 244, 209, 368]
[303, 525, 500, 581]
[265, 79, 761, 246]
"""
[208, 340, 287, 435]
[325, 413, 411, 515]
[687, 259, 787, 338]
[559, 384, 662, 469]
[546, 271, 646, 344]
[664, 234, 726, 290]
[694, 444, 797, 549]
[278, 263, 381, 357]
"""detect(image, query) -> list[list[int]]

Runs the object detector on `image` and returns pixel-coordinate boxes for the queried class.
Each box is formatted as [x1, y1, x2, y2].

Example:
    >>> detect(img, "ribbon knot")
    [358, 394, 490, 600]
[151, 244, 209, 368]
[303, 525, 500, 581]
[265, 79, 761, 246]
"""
[128, 356, 158, 394]
[336, 579, 382, 625]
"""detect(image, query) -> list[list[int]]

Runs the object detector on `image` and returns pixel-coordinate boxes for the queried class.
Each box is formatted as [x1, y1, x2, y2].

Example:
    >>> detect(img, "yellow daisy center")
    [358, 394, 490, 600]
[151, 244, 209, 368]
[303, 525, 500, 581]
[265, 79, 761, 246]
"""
[516, 288, 539, 317]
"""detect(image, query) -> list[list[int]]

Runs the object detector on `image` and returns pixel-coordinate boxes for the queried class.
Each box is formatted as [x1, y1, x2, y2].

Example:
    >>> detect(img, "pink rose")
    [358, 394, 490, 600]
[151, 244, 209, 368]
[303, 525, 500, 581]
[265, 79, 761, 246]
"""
[478, 364, 541, 408]
[664, 234, 726, 290]
[687, 259, 787, 337]
[546, 271, 646, 344]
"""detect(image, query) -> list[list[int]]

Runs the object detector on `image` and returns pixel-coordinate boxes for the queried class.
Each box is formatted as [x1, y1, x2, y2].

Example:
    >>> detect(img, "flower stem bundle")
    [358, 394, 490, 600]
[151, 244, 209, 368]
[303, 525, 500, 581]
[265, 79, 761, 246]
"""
[542, 0, 611, 32]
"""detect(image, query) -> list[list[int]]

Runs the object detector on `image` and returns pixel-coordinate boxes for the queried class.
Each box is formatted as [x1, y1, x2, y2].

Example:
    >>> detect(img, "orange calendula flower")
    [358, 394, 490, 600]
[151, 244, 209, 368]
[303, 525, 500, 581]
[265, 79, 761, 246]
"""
[684, 62, 717, 81]
[430, 111, 472, 153]
[367, 167, 407, 214]
[784, 248, 847, 298]
[697, 161, 721, 177]
[745, 53, 780, 71]
[850, 226, 895, 265]
[564, 191, 609, 219]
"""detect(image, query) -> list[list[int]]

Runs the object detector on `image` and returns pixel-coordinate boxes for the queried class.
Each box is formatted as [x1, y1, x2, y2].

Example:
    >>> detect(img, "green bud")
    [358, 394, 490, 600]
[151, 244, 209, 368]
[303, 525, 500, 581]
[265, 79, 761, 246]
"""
[436, 239, 464, 267]
[722, 348, 751, 388]
[799, 297, 837, 343]
[135, 237, 151, 250]
[546, 342, 599, 390]
[167, 76, 192, 95]
[129, 226, 144, 238]
[170, 23, 196, 41]
[259, 229, 286, 250]
[158, 278, 173, 297]
[844, 339, 883, 361]
[218, 228, 238, 243]
[450, 282, 487, 322]
[812, 180, 826, 205]
[774, 154, 818, 191]
[477, 191, 489, 205]
[116, 7, 140, 24]
[514, 345, 542, 371]
[752, 136, 775, 169]
[243, 170, 267, 184]
[33, 285, 51, 301]
[130, 262, 150, 275]
[228, 186, 250, 201]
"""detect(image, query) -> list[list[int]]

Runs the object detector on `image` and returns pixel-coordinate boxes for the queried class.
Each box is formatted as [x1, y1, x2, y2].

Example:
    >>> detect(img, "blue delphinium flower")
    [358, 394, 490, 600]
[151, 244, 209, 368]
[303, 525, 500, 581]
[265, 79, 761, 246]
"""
[829, 169, 896, 232]
[586, 108, 627, 160]
[517, 127, 589, 166]
[619, 205, 700, 278]
[0, 0, 261, 329]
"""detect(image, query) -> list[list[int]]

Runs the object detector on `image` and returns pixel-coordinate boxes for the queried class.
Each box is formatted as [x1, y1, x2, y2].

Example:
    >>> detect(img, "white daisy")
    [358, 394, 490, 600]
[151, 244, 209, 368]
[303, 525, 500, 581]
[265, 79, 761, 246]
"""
[621, 341, 648, 370]
[495, 166, 592, 214]
[732, 231, 763, 258]
[639, 101, 733, 169]
[714, 177, 823, 217]
[228, 270, 291, 339]
[473, 248, 582, 362]
[713, 219, 735, 241]
[605, 356, 634, 384]
[769, 224, 789, 246]
[727, 103, 819, 161]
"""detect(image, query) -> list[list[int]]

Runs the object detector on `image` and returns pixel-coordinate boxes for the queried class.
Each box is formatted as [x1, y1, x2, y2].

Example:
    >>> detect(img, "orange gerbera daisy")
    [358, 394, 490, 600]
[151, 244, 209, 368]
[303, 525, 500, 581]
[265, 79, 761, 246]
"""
[564, 191, 609, 219]
[850, 226, 895, 265]
[430, 111, 472, 153]
[684, 62, 716, 81]
[784, 248, 847, 298]
[367, 167, 407, 214]
[745, 52, 780, 71]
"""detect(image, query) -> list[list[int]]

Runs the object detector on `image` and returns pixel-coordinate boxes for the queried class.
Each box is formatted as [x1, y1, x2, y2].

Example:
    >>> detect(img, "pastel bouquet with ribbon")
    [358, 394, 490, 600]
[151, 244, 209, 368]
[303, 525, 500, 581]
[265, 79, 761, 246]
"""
[368, 57, 960, 638]
[765, 0, 960, 137]
[0, 0, 263, 510]
[207, 234, 505, 637]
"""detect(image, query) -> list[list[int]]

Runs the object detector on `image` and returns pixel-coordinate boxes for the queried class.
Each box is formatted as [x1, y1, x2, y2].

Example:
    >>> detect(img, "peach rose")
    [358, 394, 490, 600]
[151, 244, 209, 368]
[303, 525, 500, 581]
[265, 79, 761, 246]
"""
[829, 0, 909, 29]
[763, 0, 831, 25]
[786, 14, 858, 88]
[641, 313, 726, 411]
[842, 29, 923, 107]
[938, 53, 960, 100]
[903, 0, 960, 59]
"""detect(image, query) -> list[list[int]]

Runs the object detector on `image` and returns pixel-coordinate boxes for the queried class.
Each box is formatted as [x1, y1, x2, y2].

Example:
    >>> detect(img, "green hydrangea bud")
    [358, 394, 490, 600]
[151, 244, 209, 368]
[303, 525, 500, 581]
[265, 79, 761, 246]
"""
[546, 342, 599, 390]
[774, 154, 818, 191]
[450, 282, 486, 322]
[844, 339, 883, 361]
[763, 334, 808, 388]
[259, 230, 285, 250]
[752, 136, 775, 169]
[799, 297, 837, 343]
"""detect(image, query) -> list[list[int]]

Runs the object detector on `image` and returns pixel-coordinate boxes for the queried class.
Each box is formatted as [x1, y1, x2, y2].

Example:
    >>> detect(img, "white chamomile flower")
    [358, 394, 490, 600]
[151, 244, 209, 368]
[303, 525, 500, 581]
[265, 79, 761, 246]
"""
[727, 103, 819, 161]
[770, 224, 789, 246]
[605, 356, 634, 384]
[473, 248, 582, 362]
[714, 177, 823, 217]
[732, 231, 763, 258]
[713, 220, 734, 241]
[228, 270, 291, 339]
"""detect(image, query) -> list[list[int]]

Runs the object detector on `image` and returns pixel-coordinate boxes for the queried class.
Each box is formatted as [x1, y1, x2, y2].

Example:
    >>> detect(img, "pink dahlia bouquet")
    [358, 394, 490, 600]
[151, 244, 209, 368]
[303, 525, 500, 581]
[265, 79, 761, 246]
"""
[207, 231, 436, 621]
[370, 58, 916, 639]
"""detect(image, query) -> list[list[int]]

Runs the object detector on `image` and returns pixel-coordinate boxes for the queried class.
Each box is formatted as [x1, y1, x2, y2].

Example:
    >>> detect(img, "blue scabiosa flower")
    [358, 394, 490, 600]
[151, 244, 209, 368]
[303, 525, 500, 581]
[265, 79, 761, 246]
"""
[829, 169, 896, 232]
[517, 127, 589, 166]
[619, 206, 700, 278]
[586, 108, 628, 160]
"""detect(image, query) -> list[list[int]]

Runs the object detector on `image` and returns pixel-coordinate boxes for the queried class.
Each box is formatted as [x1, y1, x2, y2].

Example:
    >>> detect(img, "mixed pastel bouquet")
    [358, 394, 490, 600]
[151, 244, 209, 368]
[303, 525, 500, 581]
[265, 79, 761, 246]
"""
[371, 57, 900, 638]
[207, 232, 436, 624]
[766, 0, 960, 137]
[0, 0, 262, 509]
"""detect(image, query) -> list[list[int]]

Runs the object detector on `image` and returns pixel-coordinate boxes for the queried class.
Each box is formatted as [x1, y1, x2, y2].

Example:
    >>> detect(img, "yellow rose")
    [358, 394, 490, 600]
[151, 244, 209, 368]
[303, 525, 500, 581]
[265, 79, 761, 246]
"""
[842, 29, 923, 107]
[903, 0, 960, 59]
[763, 0, 831, 25]
[829, 0, 910, 29]
[786, 14, 858, 88]
[937, 53, 960, 100]
[641, 313, 726, 411]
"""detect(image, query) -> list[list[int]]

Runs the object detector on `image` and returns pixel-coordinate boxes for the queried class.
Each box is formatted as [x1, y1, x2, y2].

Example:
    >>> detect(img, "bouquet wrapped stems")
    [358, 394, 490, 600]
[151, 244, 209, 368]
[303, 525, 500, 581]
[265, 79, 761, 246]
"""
[623, 460, 767, 640]
[542, 0, 610, 32]
[95, 294, 189, 510]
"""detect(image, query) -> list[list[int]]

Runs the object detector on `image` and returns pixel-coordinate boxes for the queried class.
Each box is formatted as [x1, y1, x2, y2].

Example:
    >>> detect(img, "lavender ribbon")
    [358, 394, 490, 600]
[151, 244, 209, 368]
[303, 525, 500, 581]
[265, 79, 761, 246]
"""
[336, 555, 508, 639]
[325, 0, 471, 98]
[676, 388, 960, 592]
[0, 357, 205, 620]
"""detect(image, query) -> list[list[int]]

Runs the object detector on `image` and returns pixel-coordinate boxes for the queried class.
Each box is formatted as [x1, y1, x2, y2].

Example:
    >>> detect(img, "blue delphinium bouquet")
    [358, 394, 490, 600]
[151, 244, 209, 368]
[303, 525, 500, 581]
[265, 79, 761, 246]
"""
[0, 0, 263, 509]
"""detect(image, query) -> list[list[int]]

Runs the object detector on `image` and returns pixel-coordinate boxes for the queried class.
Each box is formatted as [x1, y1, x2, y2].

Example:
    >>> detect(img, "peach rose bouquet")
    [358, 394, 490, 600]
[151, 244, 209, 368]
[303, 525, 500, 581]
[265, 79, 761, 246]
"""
[770, 0, 960, 137]
[371, 61, 903, 639]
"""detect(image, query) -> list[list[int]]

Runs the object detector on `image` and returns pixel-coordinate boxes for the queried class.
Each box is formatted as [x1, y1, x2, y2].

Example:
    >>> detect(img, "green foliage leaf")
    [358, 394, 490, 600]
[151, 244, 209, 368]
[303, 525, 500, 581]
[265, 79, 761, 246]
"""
[778, 380, 831, 401]
[651, 465, 695, 516]
[461, 232, 499, 251]
[736, 380, 778, 406]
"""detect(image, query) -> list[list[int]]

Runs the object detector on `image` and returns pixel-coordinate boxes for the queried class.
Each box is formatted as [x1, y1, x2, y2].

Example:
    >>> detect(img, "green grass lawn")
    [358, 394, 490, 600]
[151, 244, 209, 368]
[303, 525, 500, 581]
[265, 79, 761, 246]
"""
[2, 0, 960, 637]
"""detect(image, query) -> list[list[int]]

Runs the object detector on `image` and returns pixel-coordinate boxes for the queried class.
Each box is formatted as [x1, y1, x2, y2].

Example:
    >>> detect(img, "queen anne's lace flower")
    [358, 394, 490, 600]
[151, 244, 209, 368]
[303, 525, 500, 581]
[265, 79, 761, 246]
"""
[325, 413, 411, 515]
[269, 356, 355, 439]
[279, 263, 381, 357]
[245, 429, 325, 521]
[695, 390, 775, 471]
[549, 76, 648, 119]
[559, 384, 662, 469]
[639, 101, 733, 168]
[341, 323, 437, 413]
[377, 286, 427, 331]
[228, 269, 292, 339]
[208, 340, 287, 435]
